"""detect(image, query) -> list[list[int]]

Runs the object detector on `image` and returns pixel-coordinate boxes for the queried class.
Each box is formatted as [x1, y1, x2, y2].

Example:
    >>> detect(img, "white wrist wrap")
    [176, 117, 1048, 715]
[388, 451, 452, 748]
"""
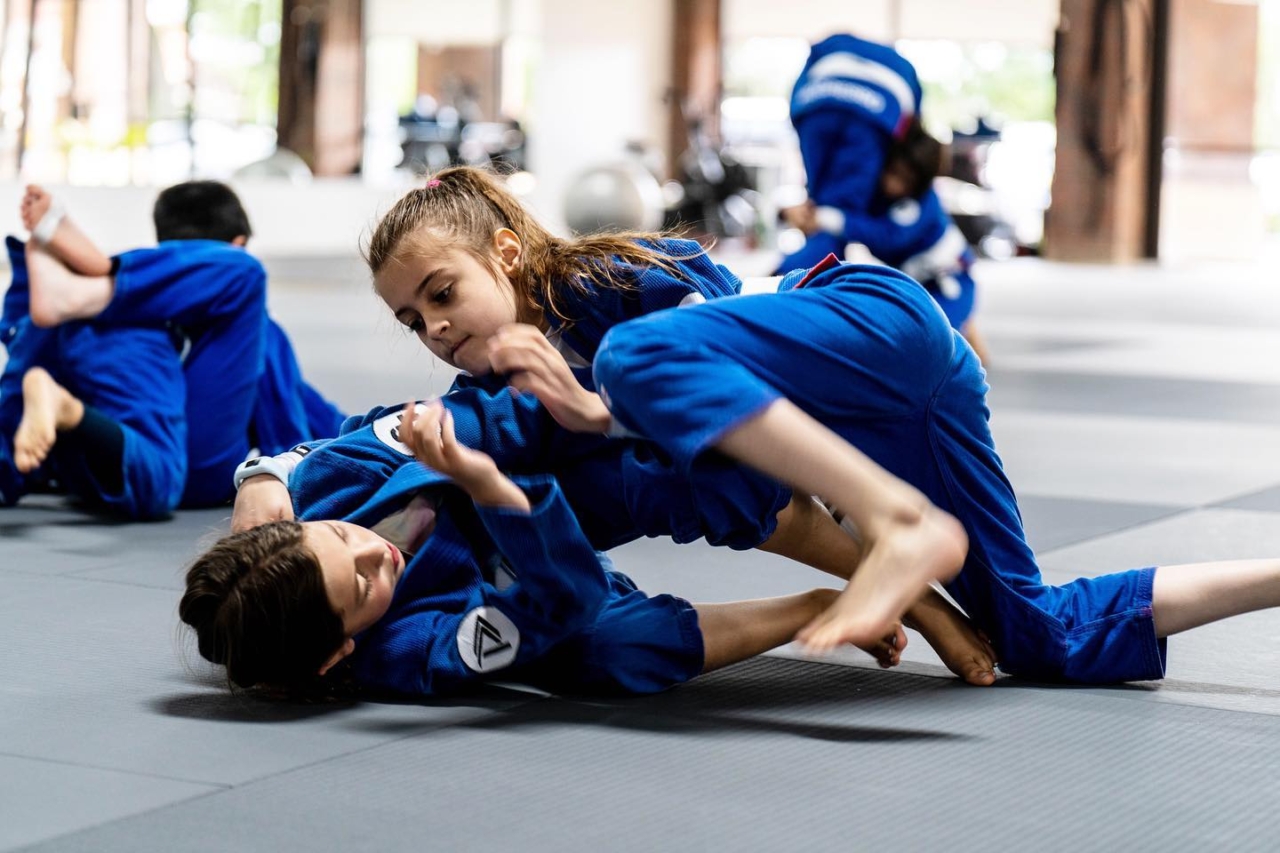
[814, 206, 846, 237]
[231, 445, 311, 491]
[31, 200, 66, 244]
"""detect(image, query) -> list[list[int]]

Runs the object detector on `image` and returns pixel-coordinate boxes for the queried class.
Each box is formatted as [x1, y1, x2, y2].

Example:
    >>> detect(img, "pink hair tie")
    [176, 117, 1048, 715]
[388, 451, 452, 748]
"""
[425, 179, 441, 188]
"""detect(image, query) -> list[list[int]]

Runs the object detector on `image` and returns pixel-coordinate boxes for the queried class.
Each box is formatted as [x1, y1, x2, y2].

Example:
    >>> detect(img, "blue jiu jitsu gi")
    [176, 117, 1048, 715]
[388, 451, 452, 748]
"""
[282, 386, 797, 695]
[784, 33, 922, 251]
[102, 241, 344, 505]
[799, 189, 978, 329]
[454, 236, 743, 395]
[1, 238, 187, 517]
[101, 240, 267, 506]
[594, 259, 1167, 685]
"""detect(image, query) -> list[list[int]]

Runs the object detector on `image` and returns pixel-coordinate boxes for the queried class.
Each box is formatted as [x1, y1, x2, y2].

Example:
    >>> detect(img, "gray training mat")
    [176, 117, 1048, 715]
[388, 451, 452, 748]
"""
[2, 256, 1279, 852]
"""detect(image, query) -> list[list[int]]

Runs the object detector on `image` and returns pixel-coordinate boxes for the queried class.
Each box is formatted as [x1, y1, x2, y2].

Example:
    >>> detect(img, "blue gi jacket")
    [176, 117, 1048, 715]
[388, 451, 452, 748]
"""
[791, 34, 923, 213]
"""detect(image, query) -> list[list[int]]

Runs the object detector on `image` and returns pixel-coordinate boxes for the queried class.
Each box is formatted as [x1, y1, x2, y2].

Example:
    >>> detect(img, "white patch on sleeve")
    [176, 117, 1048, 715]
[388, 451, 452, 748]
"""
[457, 607, 520, 672]
[677, 291, 706, 307]
[372, 402, 433, 456]
[544, 330, 591, 368]
[889, 198, 922, 227]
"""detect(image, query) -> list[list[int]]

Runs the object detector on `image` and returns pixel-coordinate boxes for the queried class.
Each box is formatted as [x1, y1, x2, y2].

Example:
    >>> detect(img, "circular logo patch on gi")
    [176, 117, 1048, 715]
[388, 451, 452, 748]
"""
[372, 402, 432, 456]
[457, 607, 520, 672]
[889, 198, 921, 227]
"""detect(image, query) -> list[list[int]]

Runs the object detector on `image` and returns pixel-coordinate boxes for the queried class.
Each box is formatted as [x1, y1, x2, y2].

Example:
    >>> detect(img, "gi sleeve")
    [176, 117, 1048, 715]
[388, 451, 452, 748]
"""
[100, 243, 266, 330]
[359, 476, 613, 695]
[290, 389, 570, 521]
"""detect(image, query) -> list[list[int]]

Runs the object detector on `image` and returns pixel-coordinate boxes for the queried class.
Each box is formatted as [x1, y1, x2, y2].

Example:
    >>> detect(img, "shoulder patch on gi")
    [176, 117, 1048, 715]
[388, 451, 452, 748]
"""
[457, 607, 520, 672]
[372, 401, 432, 456]
[889, 198, 922, 226]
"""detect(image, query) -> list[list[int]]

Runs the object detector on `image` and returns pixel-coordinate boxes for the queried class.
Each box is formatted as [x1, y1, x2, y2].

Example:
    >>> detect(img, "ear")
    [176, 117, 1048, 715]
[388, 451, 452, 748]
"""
[318, 637, 356, 677]
[492, 228, 522, 274]
[231, 235, 249, 247]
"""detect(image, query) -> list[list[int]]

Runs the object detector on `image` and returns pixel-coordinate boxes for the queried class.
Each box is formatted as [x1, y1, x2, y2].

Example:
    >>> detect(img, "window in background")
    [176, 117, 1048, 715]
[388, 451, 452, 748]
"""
[2, 0, 282, 186]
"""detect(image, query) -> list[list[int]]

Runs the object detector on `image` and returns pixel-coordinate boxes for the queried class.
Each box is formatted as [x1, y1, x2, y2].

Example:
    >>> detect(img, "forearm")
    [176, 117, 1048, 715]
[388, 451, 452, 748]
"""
[462, 472, 532, 513]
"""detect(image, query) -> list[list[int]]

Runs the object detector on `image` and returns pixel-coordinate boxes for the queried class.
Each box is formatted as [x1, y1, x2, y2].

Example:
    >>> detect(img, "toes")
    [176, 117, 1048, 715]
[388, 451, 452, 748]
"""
[963, 662, 996, 686]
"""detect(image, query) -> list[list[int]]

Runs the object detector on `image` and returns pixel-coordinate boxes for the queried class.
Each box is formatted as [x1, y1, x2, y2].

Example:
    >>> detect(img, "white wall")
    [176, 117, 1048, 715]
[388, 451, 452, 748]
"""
[524, 0, 673, 233]
[724, 0, 1058, 46]
[366, 0, 505, 43]
[0, 178, 415, 258]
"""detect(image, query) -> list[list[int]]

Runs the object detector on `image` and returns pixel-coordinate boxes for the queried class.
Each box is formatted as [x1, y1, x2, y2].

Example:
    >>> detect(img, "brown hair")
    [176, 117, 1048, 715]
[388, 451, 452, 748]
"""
[364, 165, 701, 327]
[179, 521, 344, 693]
[886, 118, 945, 199]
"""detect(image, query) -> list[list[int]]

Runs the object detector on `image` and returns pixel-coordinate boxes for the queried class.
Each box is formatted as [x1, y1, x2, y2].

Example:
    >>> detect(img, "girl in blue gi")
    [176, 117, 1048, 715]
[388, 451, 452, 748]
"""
[776, 33, 934, 274]
[512, 259, 1280, 684]
[233, 165, 997, 682]
[777, 34, 990, 363]
[183, 396, 862, 696]
[15, 183, 344, 507]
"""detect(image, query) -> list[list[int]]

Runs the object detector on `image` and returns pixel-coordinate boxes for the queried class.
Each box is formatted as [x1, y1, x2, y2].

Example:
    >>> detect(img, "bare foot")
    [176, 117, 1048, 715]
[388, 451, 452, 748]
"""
[21, 184, 53, 234]
[856, 621, 907, 668]
[906, 594, 997, 686]
[24, 241, 114, 327]
[795, 506, 967, 652]
[14, 368, 83, 473]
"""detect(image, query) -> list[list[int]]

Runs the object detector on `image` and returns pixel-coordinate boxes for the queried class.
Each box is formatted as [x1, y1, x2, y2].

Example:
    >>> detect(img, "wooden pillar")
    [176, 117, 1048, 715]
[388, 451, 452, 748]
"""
[667, 0, 720, 179]
[1156, 0, 1260, 260]
[278, 0, 363, 176]
[1045, 0, 1161, 261]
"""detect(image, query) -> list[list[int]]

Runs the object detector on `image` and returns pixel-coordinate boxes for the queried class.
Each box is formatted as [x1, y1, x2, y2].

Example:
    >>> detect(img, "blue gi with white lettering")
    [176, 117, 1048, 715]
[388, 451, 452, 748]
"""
[790, 34, 922, 214]
[0, 238, 187, 517]
[778, 36, 977, 327]
[286, 387, 761, 695]
[594, 261, 1166, 685]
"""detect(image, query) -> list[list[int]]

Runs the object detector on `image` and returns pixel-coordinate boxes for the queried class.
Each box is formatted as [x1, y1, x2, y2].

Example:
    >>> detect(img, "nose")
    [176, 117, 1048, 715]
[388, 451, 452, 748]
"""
[427, 315, 449, 340]
[357, 535, 385, 571]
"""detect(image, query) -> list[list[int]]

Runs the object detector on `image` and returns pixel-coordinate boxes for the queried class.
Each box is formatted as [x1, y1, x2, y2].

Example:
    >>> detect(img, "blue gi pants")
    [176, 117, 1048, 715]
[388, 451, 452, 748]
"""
[0, 319, 187, 518]
[595, 263, 1166, 684]
[102, 242, 267, 506]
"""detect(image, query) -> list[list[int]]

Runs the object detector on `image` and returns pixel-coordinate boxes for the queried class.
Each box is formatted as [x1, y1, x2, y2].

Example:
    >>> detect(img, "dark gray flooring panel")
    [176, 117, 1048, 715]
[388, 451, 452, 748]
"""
[0, 573, 535, 787]
[20, 658, 1280, 853]
[1013, 494, 1184, 552]
[0, 754, 217, 852]
[979, 334, 1122, 358]
[985, 368, 1280, 425]
[1037, 508, 1280, 714]
[1213, 483, 1280, 513]
[989, 409, 1280, 507]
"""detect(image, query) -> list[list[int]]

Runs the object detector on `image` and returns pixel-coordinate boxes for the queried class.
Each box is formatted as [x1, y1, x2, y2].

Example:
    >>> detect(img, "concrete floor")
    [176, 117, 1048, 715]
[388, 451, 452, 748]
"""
[2, 253, 1280, 851]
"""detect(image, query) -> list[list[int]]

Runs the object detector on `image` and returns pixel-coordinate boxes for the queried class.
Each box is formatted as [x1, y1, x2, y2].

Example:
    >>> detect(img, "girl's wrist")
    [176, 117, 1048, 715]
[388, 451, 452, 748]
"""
[466, 474, 531, 512]
[575, 390, 614, 434]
